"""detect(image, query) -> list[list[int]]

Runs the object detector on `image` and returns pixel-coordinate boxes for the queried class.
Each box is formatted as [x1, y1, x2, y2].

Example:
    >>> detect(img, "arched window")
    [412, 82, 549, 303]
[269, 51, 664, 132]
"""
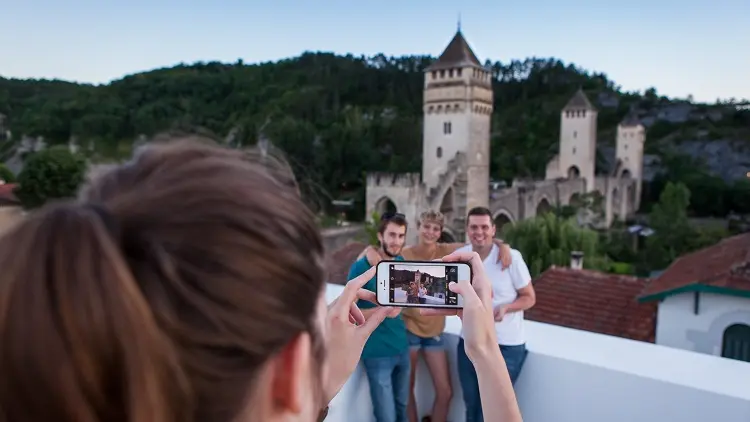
[722, 323, 750, 362]
[436, 147, 443, 158]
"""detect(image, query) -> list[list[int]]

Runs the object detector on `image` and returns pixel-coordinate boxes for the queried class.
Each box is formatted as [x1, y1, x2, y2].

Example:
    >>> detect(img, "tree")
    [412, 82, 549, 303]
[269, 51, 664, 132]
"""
[14, 146, 88, 208]
[643, 182, 694, 270]
[0, 163, 15, 183]
[503, 213, 608, 277]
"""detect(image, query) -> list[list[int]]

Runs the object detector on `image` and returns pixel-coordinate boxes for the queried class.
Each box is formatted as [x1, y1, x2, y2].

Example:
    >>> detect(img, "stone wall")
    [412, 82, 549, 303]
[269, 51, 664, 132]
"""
[320, 224, 366, 254]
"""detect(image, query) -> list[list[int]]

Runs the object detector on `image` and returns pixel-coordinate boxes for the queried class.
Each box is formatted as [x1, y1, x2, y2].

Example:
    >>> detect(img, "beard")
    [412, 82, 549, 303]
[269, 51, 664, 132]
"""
[382, 244, 402, 258]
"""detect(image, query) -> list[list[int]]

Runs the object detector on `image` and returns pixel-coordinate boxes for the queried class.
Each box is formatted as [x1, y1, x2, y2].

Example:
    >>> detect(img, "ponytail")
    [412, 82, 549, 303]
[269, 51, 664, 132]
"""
[0, 204, 190, 422]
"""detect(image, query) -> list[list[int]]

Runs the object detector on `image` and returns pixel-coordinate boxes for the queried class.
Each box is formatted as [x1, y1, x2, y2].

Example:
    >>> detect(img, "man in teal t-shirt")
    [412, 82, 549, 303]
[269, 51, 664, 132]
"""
[346, 212, 409, 422]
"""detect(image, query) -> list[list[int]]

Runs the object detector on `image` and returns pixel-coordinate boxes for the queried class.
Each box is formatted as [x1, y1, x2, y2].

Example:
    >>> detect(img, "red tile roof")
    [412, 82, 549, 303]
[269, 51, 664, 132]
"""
[526, 266, 657, 343]
[639, 232, 750, 301]
[326, 241, 368, 285]
[0, 183, 20, 206]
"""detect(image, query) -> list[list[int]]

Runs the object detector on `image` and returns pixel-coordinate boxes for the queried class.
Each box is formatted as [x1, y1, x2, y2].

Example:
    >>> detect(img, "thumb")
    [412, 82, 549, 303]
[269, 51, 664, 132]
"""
[449, 279, 481, 307]
[360, 306, 391, 337]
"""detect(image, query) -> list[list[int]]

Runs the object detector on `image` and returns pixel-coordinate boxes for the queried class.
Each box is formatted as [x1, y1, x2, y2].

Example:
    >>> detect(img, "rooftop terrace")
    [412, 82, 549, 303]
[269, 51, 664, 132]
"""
[323, 284, 750, 422]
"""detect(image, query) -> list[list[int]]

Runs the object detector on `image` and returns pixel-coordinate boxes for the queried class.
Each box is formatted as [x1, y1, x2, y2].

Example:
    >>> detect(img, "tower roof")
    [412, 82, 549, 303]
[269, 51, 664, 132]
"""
[620, 114, 642, 127]
[427, 30, 483, 71]
[563, 89, 597, 111]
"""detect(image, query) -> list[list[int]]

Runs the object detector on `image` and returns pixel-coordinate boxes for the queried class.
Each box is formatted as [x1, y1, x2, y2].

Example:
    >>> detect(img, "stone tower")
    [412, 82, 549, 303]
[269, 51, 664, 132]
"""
[557, 89, 598, 192]
[422, 30, 493, 212]
[615, 115, 646, 211]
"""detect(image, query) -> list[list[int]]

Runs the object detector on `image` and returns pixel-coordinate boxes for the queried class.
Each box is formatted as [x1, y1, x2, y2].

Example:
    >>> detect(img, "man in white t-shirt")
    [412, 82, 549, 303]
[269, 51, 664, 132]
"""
[455, 206, 536, 422]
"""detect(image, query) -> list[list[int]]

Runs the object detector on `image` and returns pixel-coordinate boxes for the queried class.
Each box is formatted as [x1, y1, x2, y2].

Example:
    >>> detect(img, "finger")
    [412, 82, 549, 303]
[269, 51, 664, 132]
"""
[387, 307, 401, 318]
[359, 306, 391, 337]
[444, 251, 491, 305]
[334, 266, 377, 317]
[449, 280, 484, 309]
[350, 302, 366, 325]
[420, 308, 458, 317]
[349, 314, 357, 324]
[356, 289, 377, 305]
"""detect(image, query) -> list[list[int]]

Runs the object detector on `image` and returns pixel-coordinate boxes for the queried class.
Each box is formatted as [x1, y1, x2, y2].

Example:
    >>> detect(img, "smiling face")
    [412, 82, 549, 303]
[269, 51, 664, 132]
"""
[467, 214, 496, 247]
[418, 220, 442, 245]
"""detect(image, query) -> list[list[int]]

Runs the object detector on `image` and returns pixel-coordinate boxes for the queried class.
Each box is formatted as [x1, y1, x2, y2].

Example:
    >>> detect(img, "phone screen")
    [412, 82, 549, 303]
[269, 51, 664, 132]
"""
[387, 262, 461, 307]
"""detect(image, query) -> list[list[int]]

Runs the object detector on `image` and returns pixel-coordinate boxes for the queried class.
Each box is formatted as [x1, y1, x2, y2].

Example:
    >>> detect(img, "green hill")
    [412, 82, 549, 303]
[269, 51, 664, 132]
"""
[1, 53, 748, 218]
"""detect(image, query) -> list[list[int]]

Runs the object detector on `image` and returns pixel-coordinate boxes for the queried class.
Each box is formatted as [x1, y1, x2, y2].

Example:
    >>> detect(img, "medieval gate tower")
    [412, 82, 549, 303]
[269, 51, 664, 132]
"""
[421, 30, 492, 212]
[365, 30, 493, 243]
[365, 30, 644, 243]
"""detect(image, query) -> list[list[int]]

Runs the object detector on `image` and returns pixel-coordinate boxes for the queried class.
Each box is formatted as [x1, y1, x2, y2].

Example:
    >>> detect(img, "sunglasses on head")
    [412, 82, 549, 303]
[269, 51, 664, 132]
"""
[380, 212, 406, 221]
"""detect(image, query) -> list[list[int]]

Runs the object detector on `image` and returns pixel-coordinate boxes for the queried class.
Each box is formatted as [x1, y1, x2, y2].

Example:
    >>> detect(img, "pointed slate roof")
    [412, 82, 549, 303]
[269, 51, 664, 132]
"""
[563, 89, 597, 111]
[427, 30, 483, 71]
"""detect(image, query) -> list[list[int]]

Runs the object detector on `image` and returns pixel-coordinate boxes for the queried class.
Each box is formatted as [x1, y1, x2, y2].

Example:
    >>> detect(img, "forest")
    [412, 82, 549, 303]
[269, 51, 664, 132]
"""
[1, 52, 749, 219]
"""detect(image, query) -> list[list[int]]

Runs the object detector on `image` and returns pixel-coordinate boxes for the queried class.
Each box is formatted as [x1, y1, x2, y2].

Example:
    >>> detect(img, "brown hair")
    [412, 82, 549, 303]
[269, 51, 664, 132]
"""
[418, 210, 445, 228]
[467, 206, 494, 223]
[0, 138, 326, 422]
[377, 211, 408, 235]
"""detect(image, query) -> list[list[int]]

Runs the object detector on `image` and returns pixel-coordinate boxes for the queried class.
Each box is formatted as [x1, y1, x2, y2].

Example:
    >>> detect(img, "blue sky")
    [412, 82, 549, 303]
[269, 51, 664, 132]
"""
[2, 0, 748, 103]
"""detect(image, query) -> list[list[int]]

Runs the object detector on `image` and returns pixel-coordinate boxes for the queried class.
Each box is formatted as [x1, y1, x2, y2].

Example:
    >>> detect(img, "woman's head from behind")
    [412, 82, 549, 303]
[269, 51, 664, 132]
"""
[417, 210, 445, 245]
[0, 138, 327, 422]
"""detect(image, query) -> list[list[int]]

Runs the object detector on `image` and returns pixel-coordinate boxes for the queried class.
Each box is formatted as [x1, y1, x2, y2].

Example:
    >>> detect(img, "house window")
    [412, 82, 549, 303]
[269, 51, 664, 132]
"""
[443, 122, 452, 135]
[437, 147, 443, 158]
[722, 324, 750, 362]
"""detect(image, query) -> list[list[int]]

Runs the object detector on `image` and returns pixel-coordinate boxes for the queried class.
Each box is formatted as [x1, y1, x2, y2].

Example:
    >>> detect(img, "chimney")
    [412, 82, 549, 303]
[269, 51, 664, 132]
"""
[570, 251, 584, 270]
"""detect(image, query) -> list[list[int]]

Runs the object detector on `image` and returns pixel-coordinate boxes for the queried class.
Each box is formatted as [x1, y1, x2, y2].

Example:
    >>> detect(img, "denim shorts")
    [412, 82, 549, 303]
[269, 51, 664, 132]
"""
[407, 331, 445, 351]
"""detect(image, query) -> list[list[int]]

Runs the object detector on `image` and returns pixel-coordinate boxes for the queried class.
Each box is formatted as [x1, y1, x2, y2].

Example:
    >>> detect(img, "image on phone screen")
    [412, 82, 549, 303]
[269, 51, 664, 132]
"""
[387, 263, 460, 306]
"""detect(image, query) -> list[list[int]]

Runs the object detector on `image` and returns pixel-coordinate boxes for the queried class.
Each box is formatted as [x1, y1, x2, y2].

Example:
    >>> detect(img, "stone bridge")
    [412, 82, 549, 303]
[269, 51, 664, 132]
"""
[490, 175, 640, 232]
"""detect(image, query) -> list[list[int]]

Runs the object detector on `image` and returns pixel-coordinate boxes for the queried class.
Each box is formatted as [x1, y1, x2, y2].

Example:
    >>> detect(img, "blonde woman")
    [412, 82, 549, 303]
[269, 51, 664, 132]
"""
[360, 210, 511, 422]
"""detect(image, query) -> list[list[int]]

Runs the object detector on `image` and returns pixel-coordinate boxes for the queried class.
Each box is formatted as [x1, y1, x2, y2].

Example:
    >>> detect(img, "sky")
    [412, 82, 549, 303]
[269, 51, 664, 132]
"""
[2, 0, 748, 103]
[394, 264, 446, 278]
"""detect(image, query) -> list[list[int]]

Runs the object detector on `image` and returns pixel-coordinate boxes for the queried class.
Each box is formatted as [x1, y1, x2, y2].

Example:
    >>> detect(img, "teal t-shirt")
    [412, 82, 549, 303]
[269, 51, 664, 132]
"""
[347, 255, 408, 359]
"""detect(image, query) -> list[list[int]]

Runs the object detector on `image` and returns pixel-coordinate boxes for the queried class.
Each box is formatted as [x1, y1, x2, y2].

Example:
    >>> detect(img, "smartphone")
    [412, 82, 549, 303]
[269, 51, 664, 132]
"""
[376, 260, 472, 308]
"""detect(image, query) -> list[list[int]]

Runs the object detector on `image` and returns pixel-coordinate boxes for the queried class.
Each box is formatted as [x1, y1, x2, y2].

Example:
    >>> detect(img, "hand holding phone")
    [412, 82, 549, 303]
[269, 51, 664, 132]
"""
[375, 260, 472, 309]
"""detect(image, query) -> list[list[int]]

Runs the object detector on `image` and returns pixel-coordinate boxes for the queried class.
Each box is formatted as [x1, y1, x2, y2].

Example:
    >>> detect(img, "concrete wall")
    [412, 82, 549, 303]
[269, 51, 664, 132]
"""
[322, 284, 750, 422]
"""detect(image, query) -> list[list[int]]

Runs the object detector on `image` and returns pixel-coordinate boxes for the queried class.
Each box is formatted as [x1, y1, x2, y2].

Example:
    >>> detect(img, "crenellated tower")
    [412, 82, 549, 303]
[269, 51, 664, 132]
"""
[421, 30, 493, 212]
[557, 89, 597, 192]
[615, 115, 646, 211]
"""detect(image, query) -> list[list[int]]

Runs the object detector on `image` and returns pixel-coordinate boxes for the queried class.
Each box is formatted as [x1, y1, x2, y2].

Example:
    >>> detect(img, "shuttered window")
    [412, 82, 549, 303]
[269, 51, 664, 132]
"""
[721, 324, 750, 362]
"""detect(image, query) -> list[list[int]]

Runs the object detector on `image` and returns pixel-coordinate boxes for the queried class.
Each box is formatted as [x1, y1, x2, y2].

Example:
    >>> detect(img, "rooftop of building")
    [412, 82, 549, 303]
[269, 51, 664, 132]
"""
[527, 266, 657, 342]
[426, 30, 483, 71]
[639, 231, 750, 302]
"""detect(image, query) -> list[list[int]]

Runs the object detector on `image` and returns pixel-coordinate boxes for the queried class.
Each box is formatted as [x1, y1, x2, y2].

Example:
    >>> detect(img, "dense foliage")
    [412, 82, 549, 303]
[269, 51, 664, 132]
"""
[503, 212, 608, 277]
[1, 53, 748, 218]
[14, 146, 88, 208]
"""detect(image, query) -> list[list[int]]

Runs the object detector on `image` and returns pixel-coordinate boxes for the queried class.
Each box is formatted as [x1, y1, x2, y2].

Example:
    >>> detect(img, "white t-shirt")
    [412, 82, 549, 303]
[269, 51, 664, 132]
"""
[457, 244, 532, 346]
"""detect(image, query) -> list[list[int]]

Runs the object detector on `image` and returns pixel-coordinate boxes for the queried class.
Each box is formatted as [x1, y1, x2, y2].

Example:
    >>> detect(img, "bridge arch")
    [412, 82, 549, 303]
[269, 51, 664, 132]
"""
[374, 196, 397, 217]
[567, 165, 581, 179]
[621, 169, 632, 179]
[439, 187, 454, 214]
[536, 196, 553, 216]
[492, 208, 515, 236]
[438, 227, 457, 243]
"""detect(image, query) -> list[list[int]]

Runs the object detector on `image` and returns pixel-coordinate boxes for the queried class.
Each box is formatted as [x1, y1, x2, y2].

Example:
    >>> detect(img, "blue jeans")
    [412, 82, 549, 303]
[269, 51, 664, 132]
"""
[407, 331, 445, 351]
[362, 351, 411, 422]
[457, 338, 528, 422]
